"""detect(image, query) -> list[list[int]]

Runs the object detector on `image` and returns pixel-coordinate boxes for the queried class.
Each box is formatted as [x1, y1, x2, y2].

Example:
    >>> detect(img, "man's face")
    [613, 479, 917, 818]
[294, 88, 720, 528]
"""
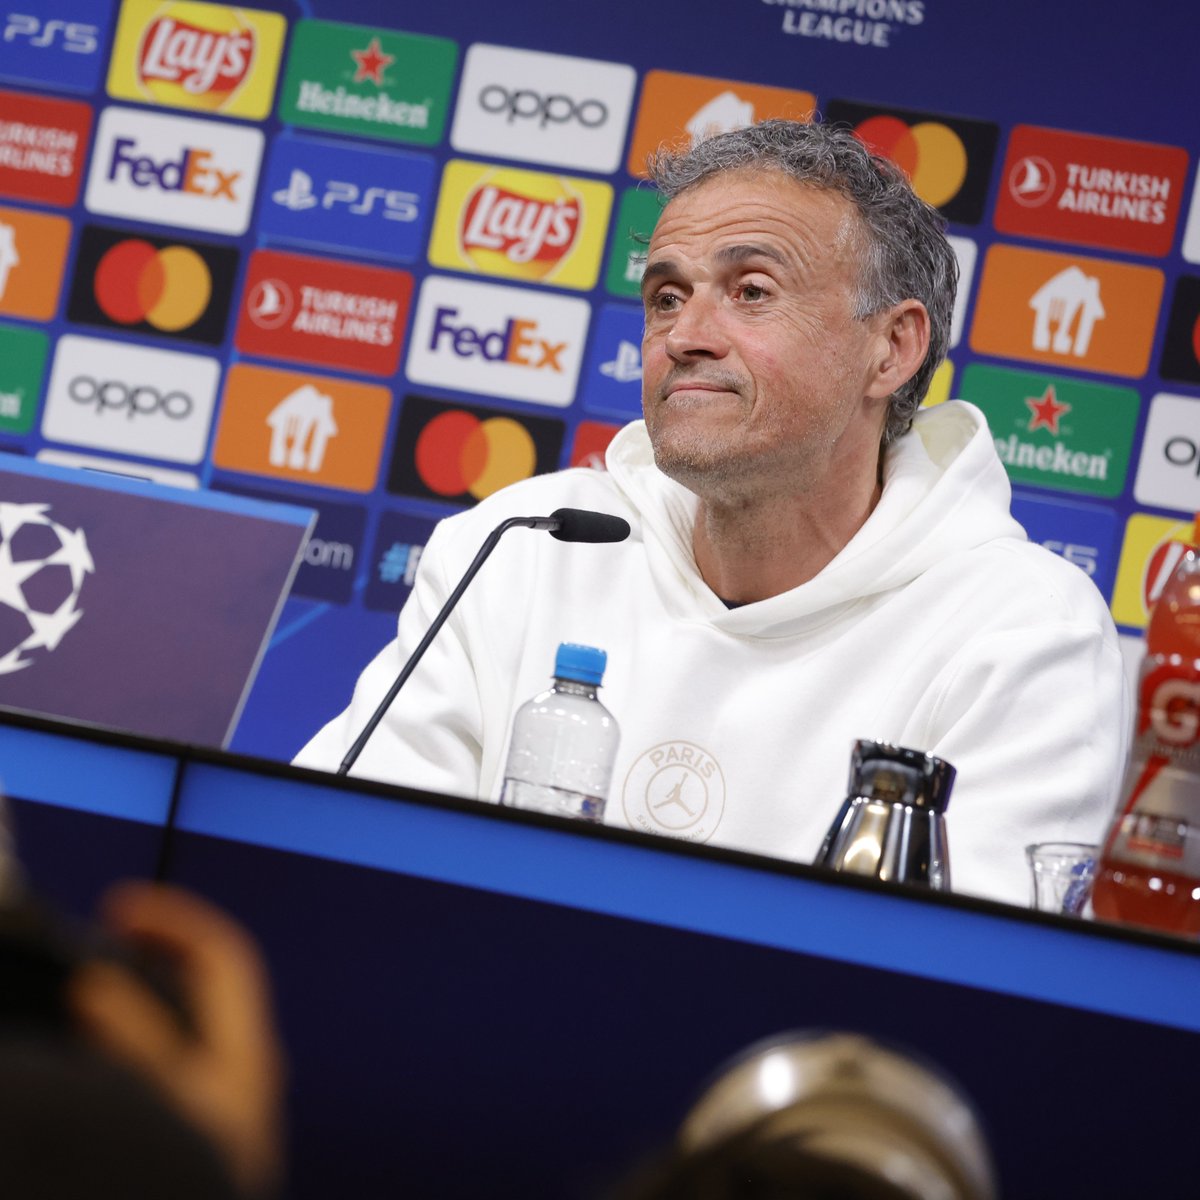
[640, 169, 894, 504]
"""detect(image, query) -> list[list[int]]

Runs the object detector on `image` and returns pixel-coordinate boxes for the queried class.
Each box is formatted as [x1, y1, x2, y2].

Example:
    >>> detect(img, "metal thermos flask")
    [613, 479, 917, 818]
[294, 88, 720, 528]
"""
[815, 740, 956, 890]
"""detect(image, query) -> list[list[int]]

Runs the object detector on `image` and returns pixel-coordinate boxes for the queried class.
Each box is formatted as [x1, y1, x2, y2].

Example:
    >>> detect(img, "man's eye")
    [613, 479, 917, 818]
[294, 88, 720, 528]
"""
[649, 291, 680, 312]
[738, 283, 767, 301]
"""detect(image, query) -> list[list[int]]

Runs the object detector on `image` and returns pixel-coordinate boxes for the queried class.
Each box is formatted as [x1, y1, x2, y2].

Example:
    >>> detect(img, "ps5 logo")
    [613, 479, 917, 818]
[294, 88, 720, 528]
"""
[2, 13, 98, 53]
[271, 168, 419, 223]
[600, 339, 642, 383]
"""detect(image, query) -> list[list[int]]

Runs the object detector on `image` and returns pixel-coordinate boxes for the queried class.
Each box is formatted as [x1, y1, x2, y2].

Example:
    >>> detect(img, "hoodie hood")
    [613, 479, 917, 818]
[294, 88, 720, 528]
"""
[604, 399, 1026, 636]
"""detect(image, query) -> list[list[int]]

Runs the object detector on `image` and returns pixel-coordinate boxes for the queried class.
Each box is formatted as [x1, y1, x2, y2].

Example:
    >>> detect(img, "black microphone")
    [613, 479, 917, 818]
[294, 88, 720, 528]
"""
[336, 508, 631, 776]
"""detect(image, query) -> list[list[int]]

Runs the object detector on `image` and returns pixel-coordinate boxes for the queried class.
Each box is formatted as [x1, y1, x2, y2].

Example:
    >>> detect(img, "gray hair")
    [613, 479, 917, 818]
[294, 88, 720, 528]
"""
[645, 119, 958, 443]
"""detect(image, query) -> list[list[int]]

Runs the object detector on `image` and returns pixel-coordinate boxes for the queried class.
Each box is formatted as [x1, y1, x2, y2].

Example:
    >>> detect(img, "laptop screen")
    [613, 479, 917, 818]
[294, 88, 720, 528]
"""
[0, 454, 312, 746]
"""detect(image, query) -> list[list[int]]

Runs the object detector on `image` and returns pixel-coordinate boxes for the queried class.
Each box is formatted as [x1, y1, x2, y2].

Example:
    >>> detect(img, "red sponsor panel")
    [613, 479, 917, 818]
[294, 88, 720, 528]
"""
[234, 248, 412, 377]
[0, 88, 92, 207]
[995, 125, 1188, 257]
[569, 420, 622, 469]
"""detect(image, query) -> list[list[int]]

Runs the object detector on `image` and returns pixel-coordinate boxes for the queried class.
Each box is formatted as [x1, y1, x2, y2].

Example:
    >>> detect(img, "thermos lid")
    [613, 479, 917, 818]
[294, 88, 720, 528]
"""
[554, 642, 606, 685]
[850, 740, 956, 812]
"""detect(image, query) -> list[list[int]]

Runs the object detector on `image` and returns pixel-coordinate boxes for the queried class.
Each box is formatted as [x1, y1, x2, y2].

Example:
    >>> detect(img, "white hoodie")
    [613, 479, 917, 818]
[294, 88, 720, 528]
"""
[296, 401, 1129, 906]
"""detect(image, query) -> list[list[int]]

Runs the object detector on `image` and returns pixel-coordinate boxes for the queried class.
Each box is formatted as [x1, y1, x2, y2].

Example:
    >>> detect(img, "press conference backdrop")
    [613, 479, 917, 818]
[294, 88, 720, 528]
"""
[0, 0, 1196, 765]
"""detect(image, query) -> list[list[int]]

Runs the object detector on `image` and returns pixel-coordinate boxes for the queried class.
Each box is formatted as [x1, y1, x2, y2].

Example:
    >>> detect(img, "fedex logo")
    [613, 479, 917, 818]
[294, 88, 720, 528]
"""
[106, 135, 240, 198]
[85, 106, 261, 235]
[406, 275, 588, 407]
[429, 306, 565, 371]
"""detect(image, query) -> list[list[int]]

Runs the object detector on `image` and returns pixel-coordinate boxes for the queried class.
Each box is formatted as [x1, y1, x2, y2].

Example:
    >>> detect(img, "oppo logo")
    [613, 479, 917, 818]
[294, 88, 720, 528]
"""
[69, 375, 194, 419]
[1164, 435, 1200, 475]
[478, 84, 608, 128]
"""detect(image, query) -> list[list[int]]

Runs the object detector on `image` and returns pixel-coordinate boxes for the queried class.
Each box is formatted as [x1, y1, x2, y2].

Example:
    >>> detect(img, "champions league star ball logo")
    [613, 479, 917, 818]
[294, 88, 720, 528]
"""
[0, 502, 94, 675]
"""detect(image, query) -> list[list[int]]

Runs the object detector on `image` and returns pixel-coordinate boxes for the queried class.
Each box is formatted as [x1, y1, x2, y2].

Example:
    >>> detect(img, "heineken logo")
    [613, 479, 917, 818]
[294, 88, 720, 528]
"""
[278, 20, 457, 147]
[994, 435, 1109, 483]
[962, 363, 1137, 499]
[350, 37, 393, 85]
[1024, 385, 1070, 435]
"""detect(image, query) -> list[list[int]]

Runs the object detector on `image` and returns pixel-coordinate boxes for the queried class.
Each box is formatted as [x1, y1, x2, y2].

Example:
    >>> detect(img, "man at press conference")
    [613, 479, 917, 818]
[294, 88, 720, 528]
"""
[296, 119, 1128, 907]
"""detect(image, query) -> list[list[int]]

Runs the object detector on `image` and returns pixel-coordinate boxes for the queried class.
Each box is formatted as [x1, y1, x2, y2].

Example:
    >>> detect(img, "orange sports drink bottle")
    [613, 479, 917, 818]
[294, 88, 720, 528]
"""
[1092, 541, 1200, 935]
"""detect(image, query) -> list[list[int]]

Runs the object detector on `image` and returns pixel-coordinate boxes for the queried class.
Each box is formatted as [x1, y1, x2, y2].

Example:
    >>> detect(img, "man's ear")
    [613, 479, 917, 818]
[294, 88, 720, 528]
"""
[865, 300, 931, 402]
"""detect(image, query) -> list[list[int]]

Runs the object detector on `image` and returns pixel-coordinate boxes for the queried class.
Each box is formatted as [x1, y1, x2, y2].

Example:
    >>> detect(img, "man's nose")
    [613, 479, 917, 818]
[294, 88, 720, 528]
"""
[664, 291, 729, 362]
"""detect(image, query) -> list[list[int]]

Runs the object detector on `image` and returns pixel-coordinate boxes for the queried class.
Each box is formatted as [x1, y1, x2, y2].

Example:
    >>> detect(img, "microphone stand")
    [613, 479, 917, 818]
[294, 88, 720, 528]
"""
[336, 515, 560, 776]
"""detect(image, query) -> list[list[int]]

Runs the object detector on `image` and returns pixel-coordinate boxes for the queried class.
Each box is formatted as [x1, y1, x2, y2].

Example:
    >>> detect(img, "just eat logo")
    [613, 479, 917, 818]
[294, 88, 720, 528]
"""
[85, 106, 262, 236]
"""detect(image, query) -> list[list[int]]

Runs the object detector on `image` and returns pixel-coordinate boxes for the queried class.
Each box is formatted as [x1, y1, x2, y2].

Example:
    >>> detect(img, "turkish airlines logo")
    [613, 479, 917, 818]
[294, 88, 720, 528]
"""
[995, 126, 1187, 257]
[85, 107, 263, 236]
[387, 393, 564, 506]
[0, 88, 92, 207]
[1008, 156, 1056, 207]
[451, 44, 636, 173]
[67, 223, 238, 346]
[43, 335, 219, 463]
[234, 249, 412, 377]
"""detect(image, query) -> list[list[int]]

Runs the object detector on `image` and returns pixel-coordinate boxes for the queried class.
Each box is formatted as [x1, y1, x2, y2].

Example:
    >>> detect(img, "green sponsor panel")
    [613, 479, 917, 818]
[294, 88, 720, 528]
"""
[278, 20, 457, 146]
[0, 323, 48, 435]
[960, 363, 1138, 498]
[605, 187, 663, 297]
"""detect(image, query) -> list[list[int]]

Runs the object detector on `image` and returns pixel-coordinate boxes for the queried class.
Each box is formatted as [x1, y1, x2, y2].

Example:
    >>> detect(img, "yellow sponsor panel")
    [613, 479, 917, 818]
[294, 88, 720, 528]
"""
[920, 360, 954, 408]
[107, 0, 287, 119]
[429, 160, 612, 291]
[1111, 512, 1196, 628]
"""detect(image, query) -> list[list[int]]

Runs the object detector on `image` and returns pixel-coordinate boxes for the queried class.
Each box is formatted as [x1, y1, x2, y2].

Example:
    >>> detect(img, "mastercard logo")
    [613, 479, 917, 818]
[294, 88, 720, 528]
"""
[415, 410, 537, 499]
[851, 116, 968, 209]
[388, 393, 564, 505]
[94, 238, 212, 331]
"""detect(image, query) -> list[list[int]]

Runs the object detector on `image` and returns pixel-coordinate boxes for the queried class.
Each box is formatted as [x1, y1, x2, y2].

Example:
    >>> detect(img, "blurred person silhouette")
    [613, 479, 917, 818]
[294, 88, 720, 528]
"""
[0, 881, 285, 1200]
[613, 1032, 998, 1200]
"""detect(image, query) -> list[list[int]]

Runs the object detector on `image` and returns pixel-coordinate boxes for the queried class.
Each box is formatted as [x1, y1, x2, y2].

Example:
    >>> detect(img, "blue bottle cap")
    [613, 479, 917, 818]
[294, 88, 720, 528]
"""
[554, 642, 606, 685]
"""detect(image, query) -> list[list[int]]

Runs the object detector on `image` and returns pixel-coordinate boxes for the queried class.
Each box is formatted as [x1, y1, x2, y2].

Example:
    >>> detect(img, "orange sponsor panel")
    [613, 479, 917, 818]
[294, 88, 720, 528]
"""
[213, 363, 390, 493]
[969, 244, 1162, 379]
[0, 204, 72, 321]
[626, 70, 814, 177]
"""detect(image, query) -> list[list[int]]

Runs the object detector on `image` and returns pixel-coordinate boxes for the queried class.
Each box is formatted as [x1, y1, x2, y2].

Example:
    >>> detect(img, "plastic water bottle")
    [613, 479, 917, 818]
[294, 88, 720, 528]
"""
[500, 643, 620, 822]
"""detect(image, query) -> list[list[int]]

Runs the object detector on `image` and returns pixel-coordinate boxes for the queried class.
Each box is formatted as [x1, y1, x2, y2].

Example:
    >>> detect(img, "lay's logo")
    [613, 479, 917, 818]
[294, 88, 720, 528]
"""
[430, 160, 611, 291]
[461, 182, 581, 273]
[108, 0, 286, 120]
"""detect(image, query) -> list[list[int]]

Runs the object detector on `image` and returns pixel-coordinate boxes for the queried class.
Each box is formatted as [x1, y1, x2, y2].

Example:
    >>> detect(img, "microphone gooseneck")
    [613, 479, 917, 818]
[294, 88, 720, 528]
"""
[336, 509, 630, 776]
